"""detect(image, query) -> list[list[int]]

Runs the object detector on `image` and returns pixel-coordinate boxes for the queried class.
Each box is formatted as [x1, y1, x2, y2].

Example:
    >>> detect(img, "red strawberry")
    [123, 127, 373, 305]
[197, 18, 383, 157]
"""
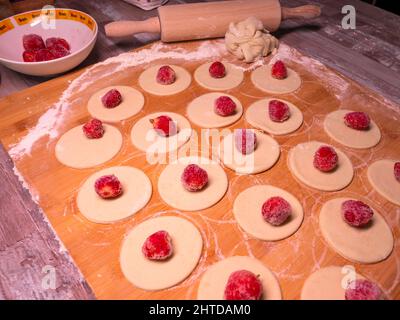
[34, 49, 55, 61]
[22, 50, 36, 62]
[341, 200, 373, 227]
[234, 129, 257, 155]
[45, 37, 70, 51]
[214, 96, 236, 116]
[313, 145, 338, 172]
[394, 162, 400, 183]
[94, 175, 123, 199]
[82, 119, 104, 139]
[150, 115, 177, 137]
[142, 230, 173, 260]
[268, 99, 290, 122]
[209, 61, 226, 78]
[271, 60, 287, 79]
[101, 89, 122, 108]
[156, 65, 176, 85]
[224, 270, 263, 300]
[262, 196, 292, 226]
[345, 280, 383, 300]
[344, 112, 370, 130]
[181, 164, 208, 192]
[23, 34, 45, 51]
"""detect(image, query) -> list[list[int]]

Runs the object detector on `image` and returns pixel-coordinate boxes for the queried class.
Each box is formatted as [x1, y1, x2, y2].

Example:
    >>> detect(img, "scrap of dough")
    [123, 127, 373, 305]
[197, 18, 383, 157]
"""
[367, 159, 400, 206]
[197, 256, 281, 300]
[55, 124, 122, 169]
[324, 109, 381, 149]
[233, 185, 304, 241]
[158, 156, 228, 211]
[301, 266, 366, 300]
[251, 64, 301, 94]
[77, 166, 152, 223]
[194, 62, 244, 91]
[139, 64, 191, 96]
[225, 17, 279, 63]
[87, 86, 144, 123]
[246, 98, 303, 135]
[186, 92, 243, 128]
[319, 197, 394, 264]
[288, 141, 354, 191]
[120, 216, 203, 291]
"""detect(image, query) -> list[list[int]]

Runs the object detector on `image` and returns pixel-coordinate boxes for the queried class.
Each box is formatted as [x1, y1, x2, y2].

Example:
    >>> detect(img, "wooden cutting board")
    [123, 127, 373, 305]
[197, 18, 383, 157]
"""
[0, 40, 399, 299]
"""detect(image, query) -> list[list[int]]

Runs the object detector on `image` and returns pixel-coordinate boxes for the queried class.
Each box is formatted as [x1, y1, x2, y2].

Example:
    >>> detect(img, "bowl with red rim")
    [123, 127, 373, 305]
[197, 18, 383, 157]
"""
[0, 8, 97, 76]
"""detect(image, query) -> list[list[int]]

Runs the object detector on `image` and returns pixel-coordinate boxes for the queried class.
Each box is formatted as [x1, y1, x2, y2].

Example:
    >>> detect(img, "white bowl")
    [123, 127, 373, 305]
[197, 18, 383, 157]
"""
[0, 8, 98, 76]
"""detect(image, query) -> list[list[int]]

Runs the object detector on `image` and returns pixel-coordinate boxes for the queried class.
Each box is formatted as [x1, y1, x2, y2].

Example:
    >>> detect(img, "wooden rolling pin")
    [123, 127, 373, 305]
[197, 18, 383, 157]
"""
[105, 0, 321, 42]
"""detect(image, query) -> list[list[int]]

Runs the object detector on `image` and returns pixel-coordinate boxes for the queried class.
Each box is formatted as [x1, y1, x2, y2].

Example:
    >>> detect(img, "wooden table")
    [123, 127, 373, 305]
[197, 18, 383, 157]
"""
[0, 0, 399, 299]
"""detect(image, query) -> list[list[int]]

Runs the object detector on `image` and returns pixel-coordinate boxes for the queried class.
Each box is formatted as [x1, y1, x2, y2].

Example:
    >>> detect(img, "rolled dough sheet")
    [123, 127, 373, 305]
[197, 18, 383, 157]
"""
[323, 109, 381, 149]
[55, 124, 122, 169]
[233, 185, 304, 241]
[77, 166, 152, 223]
[218, 130, 280, 174]
[158, 156, 228, 211]
[319, 197, 394, 264]
[120, 216, 203, 291]
[194, 62, 244, 91]
[367, 159, 400, 206]
[197, 256, 282, 300]
[288, 141, 354, 191]
[246, 98, 303, 135]
[139, 64, 191, 96]
[251, 64, 301, 94]
[87, 86, 144, 123]
[186, 92, 243, 128]
[130, 112, 192, 154]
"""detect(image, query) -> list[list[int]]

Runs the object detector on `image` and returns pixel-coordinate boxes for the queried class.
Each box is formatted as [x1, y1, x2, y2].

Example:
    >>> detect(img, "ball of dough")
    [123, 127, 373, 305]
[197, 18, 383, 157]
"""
[225, 17, 279, 63]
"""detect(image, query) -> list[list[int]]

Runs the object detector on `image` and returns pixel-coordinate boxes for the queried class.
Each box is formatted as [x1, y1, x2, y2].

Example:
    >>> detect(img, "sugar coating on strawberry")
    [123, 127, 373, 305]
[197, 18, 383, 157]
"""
[34, 49, 55, 62]
[345, 279, 383, 300]
[150, 115, 177, 137]
[209, 61, 226, 78]
[101, 89, 122, 108]
[313, 145, 338, 172]
[214, 96, 237, 117]
[262, 196, 292, 226]
[271, 60, 287, 80]
[23, 51, 36, 62]
[142, 230, 173, 260]
[224, 270, 263, 300]
[181, 164, 208, 192]
[45, 37, 70, 51]
[268, 99, 290, 122]
[23, 34, 45, 51]
[94, 175, 123, 199]
[341, 200, 373, 227]
[156, 65, 176, 85]
[234, 129, 257, 155]
[344, 111, 370, 130]
[394, 162, 400, 183]
[49, 44, 70, 59]
[82, 119, 104, 139]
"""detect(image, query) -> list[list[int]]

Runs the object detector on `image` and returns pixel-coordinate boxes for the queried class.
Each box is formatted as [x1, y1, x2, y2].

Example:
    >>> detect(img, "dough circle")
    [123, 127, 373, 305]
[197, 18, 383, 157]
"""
[194, 62, 244, 91]
[251, 64, 301, 94]
[55, 124, 122, 169]
[130, 112, 192, 154]
[324, 109, 381, 149]
[77, 166, 152, 223]
[301, 266, 366, 300]
[120, 216, 202, 291]
[158, 156, 228, 211]
[233, 185, 304, 241]
[218, 130, 280, 174]
[139, 64, 191, 96]
[187, 92, 243, 128]
[319, 197, 394, 264]
[246, 98, 303, 135]
[197, 256, 281, 300]
[367, 159, 400, 206]
[288, 141, 354, 191]
[87, 86, 144, 123]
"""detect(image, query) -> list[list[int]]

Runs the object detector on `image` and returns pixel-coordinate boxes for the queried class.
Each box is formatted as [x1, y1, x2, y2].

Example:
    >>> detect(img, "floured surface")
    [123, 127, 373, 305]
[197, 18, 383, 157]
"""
[0, 40, 399, 299]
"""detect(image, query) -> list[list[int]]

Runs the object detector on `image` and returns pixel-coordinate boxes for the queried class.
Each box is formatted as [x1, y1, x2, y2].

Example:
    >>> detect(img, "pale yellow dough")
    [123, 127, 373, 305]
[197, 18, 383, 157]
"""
[233, 185, 304, 241]
[130, 112, 192, 154]
[319, 197, 393, 264]
[251, 64, 301, 94]
[197, 256, 281, 300]
[186, 92, 243, 128]
[246, 98, 303, 135]
[301, 266, 366, 300]
[288, 141, 354, 191]
[194, 62, 244, 91]
[218, 130, 280, 174]
[87, 86, 144, 123]
[158, 156, 228, 211]
[139, 64, 191, 96]
[77, 166, 152, 223]
[367, 159, 400, 206]
[324, 109, 381, 149]
[55, 124, 122, 169]
[120, 216, 202, 291]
